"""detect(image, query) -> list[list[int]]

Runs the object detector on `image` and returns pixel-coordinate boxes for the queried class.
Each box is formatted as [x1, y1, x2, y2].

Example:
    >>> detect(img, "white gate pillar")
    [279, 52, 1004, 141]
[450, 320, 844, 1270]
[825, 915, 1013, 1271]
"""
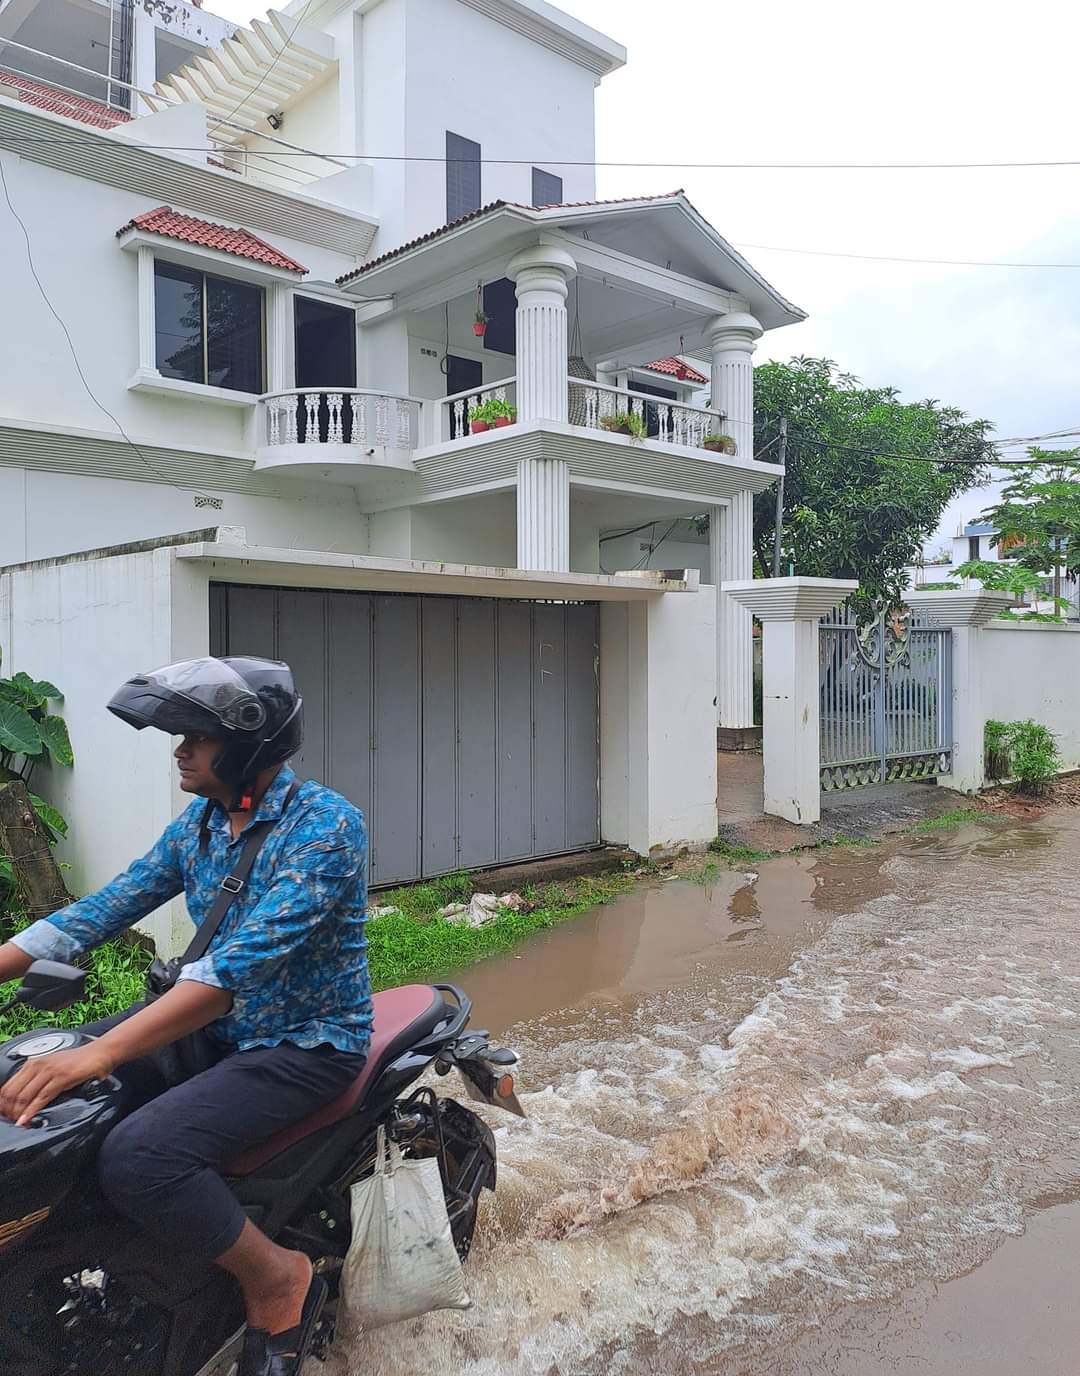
[707, 312, 763, 727]
[905, 588, 1017, 793]
[507, 244, 577, 570]
[724, 577, 857, 824]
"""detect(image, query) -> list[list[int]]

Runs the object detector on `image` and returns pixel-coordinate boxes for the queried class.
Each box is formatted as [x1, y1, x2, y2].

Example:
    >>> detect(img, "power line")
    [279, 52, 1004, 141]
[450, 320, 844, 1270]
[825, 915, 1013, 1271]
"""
[733, 241, 1080, 270]
[783, 433, 1066, 467]
[3, 134, 1080, 172]
[0, 156, 211, 498]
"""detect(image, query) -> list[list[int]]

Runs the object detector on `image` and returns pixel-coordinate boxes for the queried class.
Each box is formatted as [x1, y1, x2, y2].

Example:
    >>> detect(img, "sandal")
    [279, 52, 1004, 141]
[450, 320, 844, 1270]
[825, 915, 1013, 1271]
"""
[239, 1272, 328, 1376]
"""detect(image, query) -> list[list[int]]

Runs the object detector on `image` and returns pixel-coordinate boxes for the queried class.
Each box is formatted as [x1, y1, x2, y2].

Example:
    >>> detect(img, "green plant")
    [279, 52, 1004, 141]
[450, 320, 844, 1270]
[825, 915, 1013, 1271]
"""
[984, 719, 1011, 780]
[910, 808, 999, 833]
[0, 934, 153, 1040]
[474, 308, 488, 325]
[707, 838, 775, 864]
[600, 411, 648, 440]
[467, 397, 517, 425]
[702, 433, 737, 455]
[951, 559, 1069, 622]
[1004, 719, 1060, 796]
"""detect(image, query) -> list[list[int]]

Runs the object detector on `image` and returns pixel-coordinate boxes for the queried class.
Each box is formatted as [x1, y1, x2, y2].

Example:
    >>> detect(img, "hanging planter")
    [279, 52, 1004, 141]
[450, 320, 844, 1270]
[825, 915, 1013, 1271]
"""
[675, 336, 689, 381]
[473, 311, 488, 338]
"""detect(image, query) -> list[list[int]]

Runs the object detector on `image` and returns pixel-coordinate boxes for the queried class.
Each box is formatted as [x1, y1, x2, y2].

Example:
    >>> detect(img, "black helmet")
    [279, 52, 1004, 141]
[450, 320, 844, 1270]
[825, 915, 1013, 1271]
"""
[108, 656, 303, 806]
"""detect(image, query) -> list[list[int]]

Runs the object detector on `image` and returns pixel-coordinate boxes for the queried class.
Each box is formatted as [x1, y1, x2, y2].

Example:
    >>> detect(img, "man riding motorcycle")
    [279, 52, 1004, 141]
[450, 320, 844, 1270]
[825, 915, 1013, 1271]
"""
[0, 656, 369, 1376]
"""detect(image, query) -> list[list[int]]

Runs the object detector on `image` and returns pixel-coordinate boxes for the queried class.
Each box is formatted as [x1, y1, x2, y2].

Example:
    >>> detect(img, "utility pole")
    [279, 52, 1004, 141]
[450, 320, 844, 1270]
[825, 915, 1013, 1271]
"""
[772, 416, 788, 578]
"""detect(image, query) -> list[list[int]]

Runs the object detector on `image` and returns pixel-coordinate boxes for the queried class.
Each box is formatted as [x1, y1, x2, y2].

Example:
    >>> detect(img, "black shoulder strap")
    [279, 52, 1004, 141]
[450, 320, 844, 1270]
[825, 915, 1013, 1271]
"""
[181, 779, 301, 968]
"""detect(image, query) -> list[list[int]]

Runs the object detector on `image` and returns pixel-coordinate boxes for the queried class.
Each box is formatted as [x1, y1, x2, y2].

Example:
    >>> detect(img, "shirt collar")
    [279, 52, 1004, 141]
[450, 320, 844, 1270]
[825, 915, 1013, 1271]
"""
[202, 765, 297, 834]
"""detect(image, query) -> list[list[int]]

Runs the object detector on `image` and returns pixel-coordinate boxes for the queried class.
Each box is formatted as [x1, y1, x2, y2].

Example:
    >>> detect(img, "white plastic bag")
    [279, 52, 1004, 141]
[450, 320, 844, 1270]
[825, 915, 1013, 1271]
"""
[341, 1126, 471, 1330]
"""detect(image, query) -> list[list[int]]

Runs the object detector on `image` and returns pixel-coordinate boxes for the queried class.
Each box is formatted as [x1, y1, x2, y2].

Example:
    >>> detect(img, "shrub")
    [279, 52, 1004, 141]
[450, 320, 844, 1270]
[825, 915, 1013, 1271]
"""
[984, 719, 1011, 781]
[466, 397, 516, 425]
[599, 411, 648, 440]
[1005, 719, 1060, 796]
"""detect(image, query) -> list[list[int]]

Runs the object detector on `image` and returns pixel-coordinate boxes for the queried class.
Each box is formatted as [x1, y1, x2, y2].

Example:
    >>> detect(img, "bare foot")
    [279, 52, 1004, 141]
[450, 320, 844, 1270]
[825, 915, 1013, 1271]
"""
[246, 1248, 313, 1337]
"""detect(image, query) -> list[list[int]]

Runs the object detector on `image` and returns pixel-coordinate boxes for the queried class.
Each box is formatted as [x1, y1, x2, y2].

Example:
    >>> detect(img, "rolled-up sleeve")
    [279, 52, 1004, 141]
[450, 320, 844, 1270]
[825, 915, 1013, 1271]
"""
[11, 817, 186, 962]
[188, 811, 364, 994]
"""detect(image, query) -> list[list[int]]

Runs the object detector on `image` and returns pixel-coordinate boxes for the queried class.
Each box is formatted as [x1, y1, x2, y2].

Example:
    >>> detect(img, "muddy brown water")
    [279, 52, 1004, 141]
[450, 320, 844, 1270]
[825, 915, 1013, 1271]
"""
[335, 817, 1080, 1376]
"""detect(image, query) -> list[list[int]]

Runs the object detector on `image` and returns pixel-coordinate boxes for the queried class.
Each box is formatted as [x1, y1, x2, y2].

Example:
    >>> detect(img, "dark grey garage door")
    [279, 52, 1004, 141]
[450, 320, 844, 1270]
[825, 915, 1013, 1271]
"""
[209, 585, 601, 886]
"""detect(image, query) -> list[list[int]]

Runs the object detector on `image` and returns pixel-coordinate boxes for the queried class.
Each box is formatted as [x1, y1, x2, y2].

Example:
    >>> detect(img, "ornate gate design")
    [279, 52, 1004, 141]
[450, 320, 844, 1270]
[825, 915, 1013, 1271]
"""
[819, 605, 952, 791]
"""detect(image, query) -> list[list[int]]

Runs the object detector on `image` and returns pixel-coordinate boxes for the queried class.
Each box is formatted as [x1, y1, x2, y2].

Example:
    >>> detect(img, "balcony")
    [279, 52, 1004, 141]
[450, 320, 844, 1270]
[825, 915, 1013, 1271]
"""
[254, 388, 421, 484]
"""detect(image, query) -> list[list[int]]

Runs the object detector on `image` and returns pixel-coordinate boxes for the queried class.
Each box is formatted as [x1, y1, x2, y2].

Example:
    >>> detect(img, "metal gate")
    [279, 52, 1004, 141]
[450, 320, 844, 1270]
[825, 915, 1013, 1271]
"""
[210, 584, 600, 885]
[819, 605, 952, 790]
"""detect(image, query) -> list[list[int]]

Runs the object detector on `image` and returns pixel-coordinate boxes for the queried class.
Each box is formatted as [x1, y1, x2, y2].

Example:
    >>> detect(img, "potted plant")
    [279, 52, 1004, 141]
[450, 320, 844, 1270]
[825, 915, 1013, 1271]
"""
[467, 397, 517, 433]
[675, 360, 689, 381]
[702, 433, 737, 455]
[599, 411, 648, 440]
[473, 309, 488, 338]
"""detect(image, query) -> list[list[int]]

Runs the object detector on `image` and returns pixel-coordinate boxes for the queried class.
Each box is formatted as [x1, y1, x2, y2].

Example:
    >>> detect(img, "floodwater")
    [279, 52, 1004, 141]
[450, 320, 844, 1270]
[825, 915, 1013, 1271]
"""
[340, 816, 1080, 1376]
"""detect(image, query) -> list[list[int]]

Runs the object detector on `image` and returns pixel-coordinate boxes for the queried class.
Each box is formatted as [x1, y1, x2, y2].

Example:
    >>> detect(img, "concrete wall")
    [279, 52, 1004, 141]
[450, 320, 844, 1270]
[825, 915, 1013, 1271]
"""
[600, 588, 718, 854]
[0, 546, 212, 954]
[979, 622, 1080, 770]
[599, 529, 710, 579]
[1, 465, 371, 566]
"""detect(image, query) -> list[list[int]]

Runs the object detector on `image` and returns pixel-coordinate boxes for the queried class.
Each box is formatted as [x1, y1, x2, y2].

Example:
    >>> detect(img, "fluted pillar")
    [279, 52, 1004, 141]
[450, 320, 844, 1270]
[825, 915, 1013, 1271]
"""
[706, 311, 762, 460]
[508, 243, 576, 569]
[707, 312, 763, 726]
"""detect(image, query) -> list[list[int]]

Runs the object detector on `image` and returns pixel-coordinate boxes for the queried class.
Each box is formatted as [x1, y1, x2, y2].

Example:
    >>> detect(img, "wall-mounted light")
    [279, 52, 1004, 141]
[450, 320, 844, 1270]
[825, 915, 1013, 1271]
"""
[267, 111, 284, 130]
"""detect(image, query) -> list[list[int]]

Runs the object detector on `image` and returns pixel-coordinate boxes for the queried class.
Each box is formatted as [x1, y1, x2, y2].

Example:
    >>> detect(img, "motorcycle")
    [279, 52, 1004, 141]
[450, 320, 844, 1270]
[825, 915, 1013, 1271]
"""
[0, 959, 523, 1376]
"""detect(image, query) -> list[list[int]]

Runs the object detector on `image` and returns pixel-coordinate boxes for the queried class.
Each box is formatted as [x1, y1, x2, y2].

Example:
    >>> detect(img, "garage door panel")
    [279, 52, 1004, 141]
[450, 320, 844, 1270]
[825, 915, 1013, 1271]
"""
[532, 603, 568, 854]
[277, 590, 327, 784]
[326, 592, 372, 826]
[456, 600, 497, 870]
[565, 604, 601, 848]
[496, 602, 534, 862]
[421, 596, 458, 877]
[212, 584, 599, 884]
[372, 595, 421, 886]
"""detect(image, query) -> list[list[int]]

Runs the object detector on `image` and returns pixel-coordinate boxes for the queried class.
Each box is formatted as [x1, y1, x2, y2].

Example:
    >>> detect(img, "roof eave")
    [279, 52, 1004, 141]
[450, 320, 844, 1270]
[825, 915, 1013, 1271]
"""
[117, 226, 307, 282]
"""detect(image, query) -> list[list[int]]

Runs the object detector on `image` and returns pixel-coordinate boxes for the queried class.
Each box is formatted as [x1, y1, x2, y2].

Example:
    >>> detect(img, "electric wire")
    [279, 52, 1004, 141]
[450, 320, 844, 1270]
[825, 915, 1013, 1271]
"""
[205, 0, 317, 139]
[0, 155, 212, 498]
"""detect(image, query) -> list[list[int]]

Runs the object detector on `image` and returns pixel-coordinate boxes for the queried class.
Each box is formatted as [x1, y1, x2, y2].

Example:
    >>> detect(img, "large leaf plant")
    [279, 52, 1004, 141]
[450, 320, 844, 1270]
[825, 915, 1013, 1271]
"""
[0, 647, 73, 909]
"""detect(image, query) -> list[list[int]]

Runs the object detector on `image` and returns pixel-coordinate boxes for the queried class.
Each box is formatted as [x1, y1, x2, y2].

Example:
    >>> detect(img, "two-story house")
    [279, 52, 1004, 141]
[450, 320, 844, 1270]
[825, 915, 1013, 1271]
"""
[0, 0, 805, 953]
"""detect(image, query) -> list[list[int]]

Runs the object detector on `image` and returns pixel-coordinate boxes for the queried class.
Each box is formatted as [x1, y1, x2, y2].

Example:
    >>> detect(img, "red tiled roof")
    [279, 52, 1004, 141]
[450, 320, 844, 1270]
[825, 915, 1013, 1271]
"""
[338, 191, 685, 284]
[0, 68, 132, 130]
[644, 357, 707, 384]
[116, 206, 307, 274]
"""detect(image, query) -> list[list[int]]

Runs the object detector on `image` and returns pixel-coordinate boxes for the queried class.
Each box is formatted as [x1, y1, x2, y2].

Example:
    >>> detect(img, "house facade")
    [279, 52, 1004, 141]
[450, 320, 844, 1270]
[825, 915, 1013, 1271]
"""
[0, 0, 804, 951]
[908, 520, 1079, 618]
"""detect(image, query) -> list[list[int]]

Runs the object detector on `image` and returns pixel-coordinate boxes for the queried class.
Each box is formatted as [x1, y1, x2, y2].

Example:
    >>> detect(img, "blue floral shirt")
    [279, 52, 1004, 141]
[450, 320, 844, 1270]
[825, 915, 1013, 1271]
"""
[12, 767, 372, 1055]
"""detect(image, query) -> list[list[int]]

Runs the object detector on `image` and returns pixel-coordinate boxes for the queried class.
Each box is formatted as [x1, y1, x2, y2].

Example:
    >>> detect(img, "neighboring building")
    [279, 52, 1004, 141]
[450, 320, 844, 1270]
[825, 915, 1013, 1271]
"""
[0, 0, 805, 950]
[907, 520, 1079, 618]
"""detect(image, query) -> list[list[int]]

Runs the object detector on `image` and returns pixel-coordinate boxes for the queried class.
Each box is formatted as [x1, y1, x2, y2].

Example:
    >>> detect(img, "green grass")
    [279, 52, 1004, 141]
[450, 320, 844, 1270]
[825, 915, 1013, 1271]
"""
[909, 808, 1000, 834]
[0, 934, 154, 1041]
[817, 832, 877, 849]
[706, 839, 776, 865]
[365, 870, 636, 990]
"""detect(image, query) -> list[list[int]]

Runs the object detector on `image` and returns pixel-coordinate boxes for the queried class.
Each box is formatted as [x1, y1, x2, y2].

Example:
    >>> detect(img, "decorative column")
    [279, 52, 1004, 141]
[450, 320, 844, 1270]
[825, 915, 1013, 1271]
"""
[266, 284, 291, 393]
[905, 588, 1017, 793]
[507, 243, 577, 571]
[707, 312, 763, 730]
[724, 577, 858, 825]
[136, 246, 156, 374]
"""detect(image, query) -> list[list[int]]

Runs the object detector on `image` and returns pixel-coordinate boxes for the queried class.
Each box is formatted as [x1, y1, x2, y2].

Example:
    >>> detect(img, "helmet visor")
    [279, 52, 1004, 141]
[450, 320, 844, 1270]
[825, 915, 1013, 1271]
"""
[108, 658, 267, 735]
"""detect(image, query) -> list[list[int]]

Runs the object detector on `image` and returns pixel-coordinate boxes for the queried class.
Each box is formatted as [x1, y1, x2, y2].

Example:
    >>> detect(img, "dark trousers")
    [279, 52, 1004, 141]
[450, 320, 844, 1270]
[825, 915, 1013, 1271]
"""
[87, 1010, 366, 1260]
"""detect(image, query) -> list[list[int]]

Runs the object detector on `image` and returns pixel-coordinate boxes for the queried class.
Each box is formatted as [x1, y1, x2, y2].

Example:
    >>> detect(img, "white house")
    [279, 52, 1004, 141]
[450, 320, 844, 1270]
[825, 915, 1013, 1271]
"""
[908, 519, 1079, 618]
[0, 0, 805, 952]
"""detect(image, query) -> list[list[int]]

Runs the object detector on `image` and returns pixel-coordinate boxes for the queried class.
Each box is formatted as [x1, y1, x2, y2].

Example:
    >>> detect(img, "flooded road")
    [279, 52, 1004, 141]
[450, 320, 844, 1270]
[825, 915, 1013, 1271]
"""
[345, 814, 1080, 1375]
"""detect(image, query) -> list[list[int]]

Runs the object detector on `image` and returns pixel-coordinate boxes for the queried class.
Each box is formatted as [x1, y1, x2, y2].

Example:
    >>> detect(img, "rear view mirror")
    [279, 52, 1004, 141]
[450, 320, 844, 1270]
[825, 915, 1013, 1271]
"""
[17, 960, 87, 1012]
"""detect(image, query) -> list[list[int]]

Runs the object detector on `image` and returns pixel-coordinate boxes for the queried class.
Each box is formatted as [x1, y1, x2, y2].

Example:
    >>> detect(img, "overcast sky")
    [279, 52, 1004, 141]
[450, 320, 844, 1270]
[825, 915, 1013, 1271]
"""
[210, 0, 1080, 545]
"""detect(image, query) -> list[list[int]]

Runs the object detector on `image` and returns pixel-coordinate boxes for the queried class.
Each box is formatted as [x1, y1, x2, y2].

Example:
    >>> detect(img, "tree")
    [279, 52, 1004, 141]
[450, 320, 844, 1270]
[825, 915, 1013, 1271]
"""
[752, 358, 995, 608]
[978, 448, 1080, 607]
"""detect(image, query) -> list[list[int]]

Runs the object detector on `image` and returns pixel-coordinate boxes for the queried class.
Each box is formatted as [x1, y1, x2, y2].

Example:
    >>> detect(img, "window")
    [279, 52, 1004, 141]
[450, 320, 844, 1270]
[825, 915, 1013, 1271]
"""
[531, 167, 563, 207]
[446, 131, 481, 223]
[968, 535, 980, 561]
[154, 260, 265, 394]
[481, 277, 517, 355]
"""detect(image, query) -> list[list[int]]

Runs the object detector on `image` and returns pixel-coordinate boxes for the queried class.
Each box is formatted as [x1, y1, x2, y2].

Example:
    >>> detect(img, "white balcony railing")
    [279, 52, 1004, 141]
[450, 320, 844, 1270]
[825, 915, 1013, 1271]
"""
[261, 389, 421, 452]
[568, 377, 715, 449]
[438, 376, 518, 443]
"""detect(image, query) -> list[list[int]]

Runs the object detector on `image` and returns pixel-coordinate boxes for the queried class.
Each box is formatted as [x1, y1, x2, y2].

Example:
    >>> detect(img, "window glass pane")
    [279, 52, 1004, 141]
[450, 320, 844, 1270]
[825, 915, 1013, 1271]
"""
[531, 167, 563, 207]
[446, 131, 481, 223]
[206, 275, 264, 393]
[154, 261, 203, 382]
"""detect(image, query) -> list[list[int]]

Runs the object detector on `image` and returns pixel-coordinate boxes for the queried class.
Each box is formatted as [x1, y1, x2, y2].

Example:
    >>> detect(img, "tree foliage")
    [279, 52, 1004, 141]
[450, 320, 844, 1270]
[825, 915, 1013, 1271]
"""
[978, 448, 1080, 604]
[753, 358, 995, 607]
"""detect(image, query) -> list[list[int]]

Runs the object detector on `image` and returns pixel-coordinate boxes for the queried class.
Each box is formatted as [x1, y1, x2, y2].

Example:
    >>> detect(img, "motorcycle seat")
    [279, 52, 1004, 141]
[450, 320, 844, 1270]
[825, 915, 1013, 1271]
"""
[226, 984, 448, 1175]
